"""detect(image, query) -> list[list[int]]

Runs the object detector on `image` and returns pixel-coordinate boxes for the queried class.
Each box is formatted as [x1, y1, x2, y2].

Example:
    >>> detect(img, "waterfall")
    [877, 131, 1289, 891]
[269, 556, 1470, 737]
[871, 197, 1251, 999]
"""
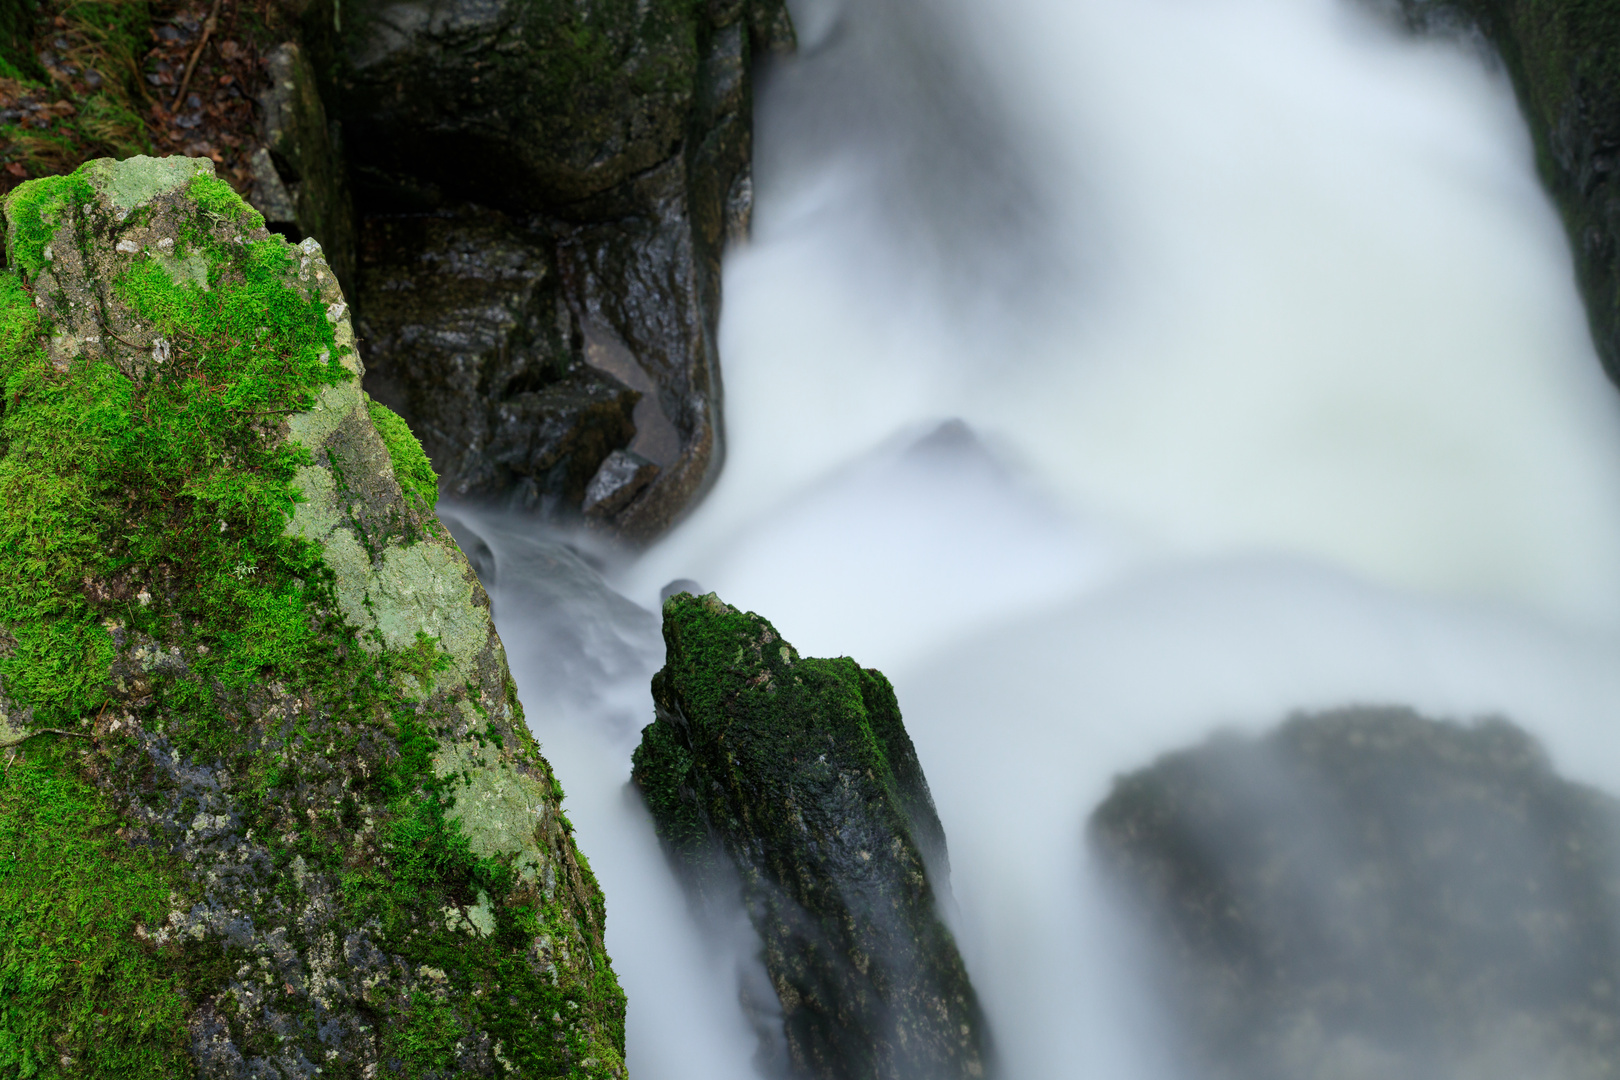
[452, 0, 1620, 1075]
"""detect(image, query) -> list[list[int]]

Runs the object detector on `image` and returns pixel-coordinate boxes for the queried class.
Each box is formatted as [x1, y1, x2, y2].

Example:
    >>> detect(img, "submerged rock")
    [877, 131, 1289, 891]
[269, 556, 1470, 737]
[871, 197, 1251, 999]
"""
[0, 156, 624, 1077]
[1091, 706, 1620, 1080]
[1395, 0, 1620, 391]
[344, 0, 796, 540]
[632, 592, 990, 1080]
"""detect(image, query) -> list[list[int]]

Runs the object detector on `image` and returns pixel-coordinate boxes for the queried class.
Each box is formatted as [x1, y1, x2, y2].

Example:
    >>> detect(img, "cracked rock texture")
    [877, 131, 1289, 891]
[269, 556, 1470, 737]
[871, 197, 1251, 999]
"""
[631, 592, 991, 1080]
[342, 0, 795, 541]
[0, 155, 624, 1078]
[1091, 706, 1620, 1080]
[251, 40, 357, 300]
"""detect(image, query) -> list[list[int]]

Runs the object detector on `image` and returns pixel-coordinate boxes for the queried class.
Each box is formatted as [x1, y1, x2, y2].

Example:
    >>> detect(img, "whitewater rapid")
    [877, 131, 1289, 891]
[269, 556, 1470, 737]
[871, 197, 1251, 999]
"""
[464, 0, 1620, 1075]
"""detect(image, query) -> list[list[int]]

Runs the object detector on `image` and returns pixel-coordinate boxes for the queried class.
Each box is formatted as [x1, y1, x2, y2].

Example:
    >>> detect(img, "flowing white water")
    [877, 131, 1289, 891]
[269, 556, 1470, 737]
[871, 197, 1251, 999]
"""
[467, 0, 1620, 1075]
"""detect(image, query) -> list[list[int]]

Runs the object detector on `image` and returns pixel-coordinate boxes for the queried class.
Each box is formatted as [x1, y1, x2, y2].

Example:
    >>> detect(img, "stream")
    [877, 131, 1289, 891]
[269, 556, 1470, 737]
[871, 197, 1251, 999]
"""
[451, 0, 1620, 1075]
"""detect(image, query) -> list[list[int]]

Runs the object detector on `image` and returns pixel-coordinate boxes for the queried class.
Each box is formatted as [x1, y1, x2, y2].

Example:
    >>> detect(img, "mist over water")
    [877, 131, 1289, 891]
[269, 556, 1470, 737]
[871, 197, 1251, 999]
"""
[465, 0, 1620, 1075]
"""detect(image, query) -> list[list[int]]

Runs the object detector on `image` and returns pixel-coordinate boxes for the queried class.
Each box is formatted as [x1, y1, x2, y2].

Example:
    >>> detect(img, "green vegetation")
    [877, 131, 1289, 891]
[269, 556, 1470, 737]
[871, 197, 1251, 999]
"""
[0, 737, 192, 1077]
[0, 159, 624, 1077]
[2, 170, 91, 273]
[0, 164, 345, 737]
[0, 0, 153, 188]
[367, 396, 438, 514]
[642, 592, 921, 851]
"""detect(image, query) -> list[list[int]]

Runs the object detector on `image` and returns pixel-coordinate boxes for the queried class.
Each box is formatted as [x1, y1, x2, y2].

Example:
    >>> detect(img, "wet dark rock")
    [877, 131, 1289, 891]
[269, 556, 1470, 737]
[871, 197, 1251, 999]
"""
[660, 577, 704, 603]
[357, 209, 642, 517]
[1395, 0, 1620, 391]
[1090, 706, 1620, 1080]
[342, 0, 796, 540]
[584, 449, 661, 518]
[339, 0, 792, 210]
[632, 592, 992, 1080]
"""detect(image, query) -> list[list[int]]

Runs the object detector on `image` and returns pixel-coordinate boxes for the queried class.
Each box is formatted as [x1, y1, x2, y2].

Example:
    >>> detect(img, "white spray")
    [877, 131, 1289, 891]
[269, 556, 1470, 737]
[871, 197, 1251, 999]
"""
[470, 0, 1620, 1075]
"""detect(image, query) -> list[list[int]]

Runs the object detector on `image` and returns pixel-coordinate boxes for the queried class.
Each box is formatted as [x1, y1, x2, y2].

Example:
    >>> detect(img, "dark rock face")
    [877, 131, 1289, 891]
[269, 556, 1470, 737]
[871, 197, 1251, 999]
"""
[251, 41, 357, 297]
[339, 0, 789, 208]
[1091, 707, 1620, 1080]
[357, 209, 643, 515]
[341, 0, 794, 539]
[1396, 0, 1620, 390]
[632, 592, 991, 1080]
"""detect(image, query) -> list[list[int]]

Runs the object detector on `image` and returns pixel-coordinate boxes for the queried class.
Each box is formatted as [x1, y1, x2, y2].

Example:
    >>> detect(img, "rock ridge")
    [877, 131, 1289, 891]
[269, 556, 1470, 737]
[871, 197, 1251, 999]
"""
[632, 591, 990, 1080]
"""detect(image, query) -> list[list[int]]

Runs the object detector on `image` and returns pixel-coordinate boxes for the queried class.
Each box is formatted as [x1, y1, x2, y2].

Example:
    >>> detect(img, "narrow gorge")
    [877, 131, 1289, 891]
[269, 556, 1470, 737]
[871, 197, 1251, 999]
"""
[8, 0, 1620, 1077]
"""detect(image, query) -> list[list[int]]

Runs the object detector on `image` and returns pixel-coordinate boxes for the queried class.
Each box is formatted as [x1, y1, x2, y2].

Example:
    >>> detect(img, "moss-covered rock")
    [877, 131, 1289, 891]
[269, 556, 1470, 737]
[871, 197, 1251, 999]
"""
[1091, 706, 1620, 1080]
[1397, 0, 1620, 390]
[0, 154, 624, 1078]
[631, 592, 990, 1080]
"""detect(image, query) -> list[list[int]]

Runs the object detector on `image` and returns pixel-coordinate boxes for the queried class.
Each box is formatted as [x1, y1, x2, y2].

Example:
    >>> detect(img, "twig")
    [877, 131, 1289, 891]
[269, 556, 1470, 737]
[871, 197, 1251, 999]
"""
[173, 0, 224, 108]
[0, 728, 92, 750]
[103, 327, 154, 352]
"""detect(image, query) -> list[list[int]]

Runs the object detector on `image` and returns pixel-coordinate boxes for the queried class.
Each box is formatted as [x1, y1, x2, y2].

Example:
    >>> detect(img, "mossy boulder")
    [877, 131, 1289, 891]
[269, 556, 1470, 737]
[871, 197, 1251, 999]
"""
[631, 592, 990, 1080]
[1091, 706, 1620, 1080]
[1398, 0, 1620, 390]
[0, 155, 624, 1078]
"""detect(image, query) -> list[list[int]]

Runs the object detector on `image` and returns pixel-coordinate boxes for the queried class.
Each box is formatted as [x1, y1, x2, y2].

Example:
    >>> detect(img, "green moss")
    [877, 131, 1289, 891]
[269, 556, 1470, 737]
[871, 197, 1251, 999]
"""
[367, 396, 439, 514]
[186, 174, 265, 231]
[3, 171, 94, 276]
[0, 736, 193, 1078]
[0, 168, 344, 1063]
[339, 715, 626, 1078]
[636, 592, 924, 873]
[650, 595, 897, 794]
[632, 715, 703, 849]
[0, 173, 346, 744]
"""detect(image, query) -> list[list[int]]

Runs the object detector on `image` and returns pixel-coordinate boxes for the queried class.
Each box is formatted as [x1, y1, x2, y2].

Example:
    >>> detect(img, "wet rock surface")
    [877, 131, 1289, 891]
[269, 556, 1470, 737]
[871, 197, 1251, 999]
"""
[342, 0, 796, 540]
[0, 156, 624, 1077]
[357, 209, 642, 517]
[1396, 0, 1620, 390]
[1091, 706, 1620, 1080]
[632, 592, 991, 1080]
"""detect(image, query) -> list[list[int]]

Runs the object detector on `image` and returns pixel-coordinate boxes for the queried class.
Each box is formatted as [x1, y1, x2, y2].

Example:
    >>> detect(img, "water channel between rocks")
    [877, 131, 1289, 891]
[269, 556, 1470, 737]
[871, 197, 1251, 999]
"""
[452, 0, 1620, 1075]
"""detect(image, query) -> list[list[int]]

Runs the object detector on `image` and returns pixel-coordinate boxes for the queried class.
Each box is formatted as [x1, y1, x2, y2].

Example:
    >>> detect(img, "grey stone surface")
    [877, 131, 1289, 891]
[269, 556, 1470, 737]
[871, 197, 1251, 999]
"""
[1092, 706, 1620, 1080]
